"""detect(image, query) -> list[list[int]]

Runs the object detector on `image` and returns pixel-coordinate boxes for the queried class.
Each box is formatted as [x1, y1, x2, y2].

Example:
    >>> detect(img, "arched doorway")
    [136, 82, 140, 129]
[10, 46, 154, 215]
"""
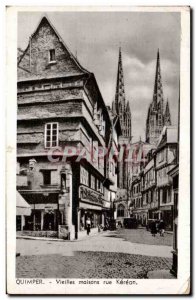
[117, 204, 125, 218]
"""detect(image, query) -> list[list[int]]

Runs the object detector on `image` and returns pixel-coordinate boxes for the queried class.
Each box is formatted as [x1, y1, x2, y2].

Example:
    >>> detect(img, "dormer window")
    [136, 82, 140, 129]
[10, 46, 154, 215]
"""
[49, 49, 56, 62]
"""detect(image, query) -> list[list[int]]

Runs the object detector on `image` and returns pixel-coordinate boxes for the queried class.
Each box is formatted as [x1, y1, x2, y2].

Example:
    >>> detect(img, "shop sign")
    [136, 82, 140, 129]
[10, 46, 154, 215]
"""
[79, 185, 103, 206]
[160, 205, 172, 211]
[30, 203, 57, 210]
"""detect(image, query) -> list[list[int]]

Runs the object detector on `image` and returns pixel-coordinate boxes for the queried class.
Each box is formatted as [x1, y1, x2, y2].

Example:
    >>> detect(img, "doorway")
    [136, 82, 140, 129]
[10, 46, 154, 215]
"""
[43, 212, 55, 230]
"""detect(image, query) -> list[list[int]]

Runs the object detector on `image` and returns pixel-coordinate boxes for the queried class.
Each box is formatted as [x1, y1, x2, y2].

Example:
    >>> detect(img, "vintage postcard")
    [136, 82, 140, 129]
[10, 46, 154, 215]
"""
[6, 6, 190, 295]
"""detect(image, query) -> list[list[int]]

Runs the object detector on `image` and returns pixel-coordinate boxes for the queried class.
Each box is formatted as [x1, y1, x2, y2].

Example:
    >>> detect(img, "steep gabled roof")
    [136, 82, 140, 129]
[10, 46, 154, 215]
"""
[156, 126, 178, 149]
[18, 15, 90, 81]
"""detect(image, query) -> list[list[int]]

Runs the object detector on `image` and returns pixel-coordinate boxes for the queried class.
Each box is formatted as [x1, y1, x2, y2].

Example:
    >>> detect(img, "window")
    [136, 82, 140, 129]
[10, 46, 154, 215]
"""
[117, 204, 125, 217]
[43, 170, 51, 185]
[90, 175, 95, 190]
[99, 114, 105, 137]
[45, 123, 59, 148]
[49, 49, 55, 62]
[100, 182, 104, 194]
[80, 166, 89, 186]
[162, 189, 167, 204]
[167, 188, 171, 203]
[146, 193, 148, 203]
[143, 194, 146, 205]
[61, 173, 66, 189]
[158, 114, 162, 126]
[96, 179, 100, 191]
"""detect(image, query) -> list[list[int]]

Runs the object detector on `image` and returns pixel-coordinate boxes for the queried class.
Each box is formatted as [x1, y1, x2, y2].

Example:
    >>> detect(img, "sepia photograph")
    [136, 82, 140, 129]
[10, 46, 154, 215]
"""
[6, 6, 190, 295]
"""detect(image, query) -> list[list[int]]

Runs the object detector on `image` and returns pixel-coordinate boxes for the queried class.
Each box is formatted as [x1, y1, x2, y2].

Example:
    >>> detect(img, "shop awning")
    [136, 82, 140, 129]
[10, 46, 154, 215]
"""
[16, 191, 31, 216]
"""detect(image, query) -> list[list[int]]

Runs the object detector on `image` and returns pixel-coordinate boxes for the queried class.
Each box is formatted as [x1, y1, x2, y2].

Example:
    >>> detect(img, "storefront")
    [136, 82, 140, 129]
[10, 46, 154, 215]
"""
[78, 206, 103, 230]
[24, 204, 60, 231]
[20, 192, 61, 232]
[134, 209, 148, 226]
[78, 185, 104, 231]
[160, 205, 173, 230]
[148, 202, 161, 220]
[150, 210, 162, 220]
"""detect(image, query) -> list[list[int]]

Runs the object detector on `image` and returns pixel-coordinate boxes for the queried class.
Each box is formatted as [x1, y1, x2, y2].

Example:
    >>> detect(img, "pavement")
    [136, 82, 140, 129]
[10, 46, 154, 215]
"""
[114, 228, 173, 246]
[17, 230, 172, 258]
[16, 229, 174, 279]
[16, 227, 100, 242]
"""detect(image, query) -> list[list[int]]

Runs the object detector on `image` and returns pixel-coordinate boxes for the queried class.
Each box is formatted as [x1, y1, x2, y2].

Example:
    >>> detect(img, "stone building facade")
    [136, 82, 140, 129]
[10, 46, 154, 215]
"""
[17, 16, 118, 239]
[105, 107, 122, 221]
[155, 126, 178, 230]
[130, 126, 178, 230]
[146, 50, 172, 145]
[129, 143, 155, 221]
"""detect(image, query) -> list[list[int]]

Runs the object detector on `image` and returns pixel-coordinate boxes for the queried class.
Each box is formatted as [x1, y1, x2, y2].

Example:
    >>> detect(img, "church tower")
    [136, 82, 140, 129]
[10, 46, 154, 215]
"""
[112, 48, 132, 190]
[112, 48, 132, 141]
[146, 49, 172, 145]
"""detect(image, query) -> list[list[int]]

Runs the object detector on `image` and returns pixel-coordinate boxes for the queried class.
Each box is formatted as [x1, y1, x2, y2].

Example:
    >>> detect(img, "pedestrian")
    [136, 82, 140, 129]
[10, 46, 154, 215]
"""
[159, 219, 165, 237]
[80, 221, 85, 231]
[155, 219, 160, 232]
[86, 217, 91, 235]
[150, 220, 157, 237]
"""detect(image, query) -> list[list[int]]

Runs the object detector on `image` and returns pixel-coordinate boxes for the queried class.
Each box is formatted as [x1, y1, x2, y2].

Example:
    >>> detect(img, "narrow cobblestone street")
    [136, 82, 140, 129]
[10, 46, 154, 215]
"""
[113, 228, 173, 246]
[16, 229, 173, 278]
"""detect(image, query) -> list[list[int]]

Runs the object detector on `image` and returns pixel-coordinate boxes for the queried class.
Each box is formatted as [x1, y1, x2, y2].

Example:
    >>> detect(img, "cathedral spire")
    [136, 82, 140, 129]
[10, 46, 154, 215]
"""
[153, 49, 164, 112]
[164, 99, 172, 126]
[146, 49, 167, 145]
[112, 48, 131, 140]
[114, 47, 126, 114]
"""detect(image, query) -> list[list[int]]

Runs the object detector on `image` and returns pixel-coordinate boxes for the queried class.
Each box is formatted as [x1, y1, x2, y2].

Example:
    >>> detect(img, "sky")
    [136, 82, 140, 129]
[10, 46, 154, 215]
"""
[18, 11, 180, 142]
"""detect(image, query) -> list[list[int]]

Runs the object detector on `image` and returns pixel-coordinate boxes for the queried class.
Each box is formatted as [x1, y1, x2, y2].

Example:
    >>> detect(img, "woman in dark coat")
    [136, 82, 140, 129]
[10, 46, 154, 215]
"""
[159, 220, 165, 236]
[150, 220, 157, 237]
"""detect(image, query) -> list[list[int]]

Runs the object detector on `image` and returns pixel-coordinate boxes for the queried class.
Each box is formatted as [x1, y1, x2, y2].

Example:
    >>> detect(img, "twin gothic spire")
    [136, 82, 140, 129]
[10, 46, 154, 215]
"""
[112, 47, 172, 144]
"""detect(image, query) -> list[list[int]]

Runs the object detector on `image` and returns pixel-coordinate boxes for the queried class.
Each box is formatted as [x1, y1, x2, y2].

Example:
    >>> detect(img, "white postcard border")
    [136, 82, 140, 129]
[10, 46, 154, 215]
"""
[6, 6, 190, 295]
